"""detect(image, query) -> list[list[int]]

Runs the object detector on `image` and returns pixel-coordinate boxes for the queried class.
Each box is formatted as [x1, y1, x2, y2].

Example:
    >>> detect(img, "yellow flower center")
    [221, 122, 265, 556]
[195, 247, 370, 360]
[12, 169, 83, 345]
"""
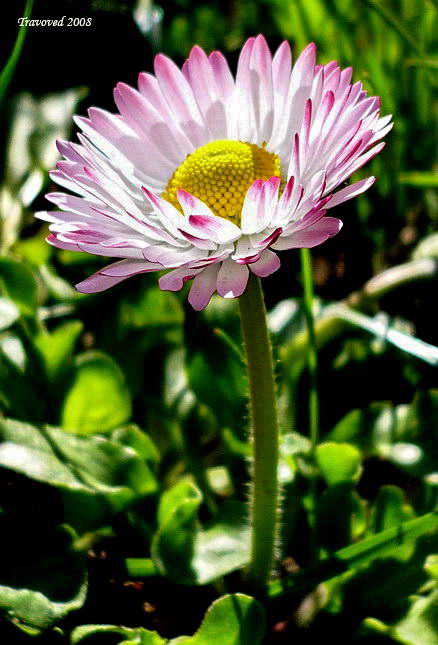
[162, 140, 281, 224]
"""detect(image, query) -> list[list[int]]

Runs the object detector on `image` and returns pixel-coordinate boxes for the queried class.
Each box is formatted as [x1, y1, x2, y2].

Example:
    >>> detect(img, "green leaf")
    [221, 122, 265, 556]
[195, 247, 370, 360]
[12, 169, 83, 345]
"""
[170, 594, 266, 645]
[157, 479, 202, 528]
[61, 351, 132, 434]
[316, 442, 362, 486]
[34, 320, 83, 382]
[71, 595, 266, 645]
[363, 589, 438, 645]
[71, 624, 165, 644]
[152, 481, 250, 585]
[0, 257, 38, 316]
[0, 418, 157, 530]
[0, 297, 19, 330]
[0, 525, 87, 630]
[111, 425, 160, 472]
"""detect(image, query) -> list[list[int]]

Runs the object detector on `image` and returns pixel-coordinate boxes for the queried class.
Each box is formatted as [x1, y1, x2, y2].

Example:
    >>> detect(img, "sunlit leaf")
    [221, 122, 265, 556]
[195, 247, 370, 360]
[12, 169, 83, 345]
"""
[61, 351, 132, 434]
[0, 417, 157, 529]
[0, 297, 19, 330]
[71, 624, 165, 644]
[316, 442, 362, 486]
[170, 594, 266, 645]
[34, 320, 83, 382]
[152, 481, 250, 585]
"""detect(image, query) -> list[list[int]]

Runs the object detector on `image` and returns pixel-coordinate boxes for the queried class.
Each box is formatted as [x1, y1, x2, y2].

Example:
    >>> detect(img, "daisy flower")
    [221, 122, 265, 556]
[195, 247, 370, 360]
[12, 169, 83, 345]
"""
[37, 36, 392, 310]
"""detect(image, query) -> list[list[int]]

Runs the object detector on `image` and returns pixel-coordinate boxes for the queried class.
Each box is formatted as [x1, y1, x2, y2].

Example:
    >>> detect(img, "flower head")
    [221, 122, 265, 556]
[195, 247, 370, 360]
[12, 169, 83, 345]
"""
[37, 36, 392, 310]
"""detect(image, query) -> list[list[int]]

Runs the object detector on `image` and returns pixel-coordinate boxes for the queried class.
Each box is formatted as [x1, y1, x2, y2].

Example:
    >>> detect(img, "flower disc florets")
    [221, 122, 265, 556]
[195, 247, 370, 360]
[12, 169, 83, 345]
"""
[162, 140, 281, 224]
[37, 35, 392, 309]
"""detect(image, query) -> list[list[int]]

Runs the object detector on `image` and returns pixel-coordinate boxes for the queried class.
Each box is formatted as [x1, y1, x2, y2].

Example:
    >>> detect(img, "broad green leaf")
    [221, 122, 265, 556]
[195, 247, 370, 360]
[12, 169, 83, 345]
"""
[34, 320, 83, 382]
[71, 624, 165, 644]
[152, 481, 250, 585]
[0, 525, 87, 631]
[0, 418, 157, 529]
[157, 479, 202, 528]
[111, 425, 160, 471]
[0, 257, 38, 316]
[0, 297, 19, 330]
[61, 351, 132, 434]
[170, 594, 266, 645]
[316, 442, 362, 486]
[71, 595, 266, 645]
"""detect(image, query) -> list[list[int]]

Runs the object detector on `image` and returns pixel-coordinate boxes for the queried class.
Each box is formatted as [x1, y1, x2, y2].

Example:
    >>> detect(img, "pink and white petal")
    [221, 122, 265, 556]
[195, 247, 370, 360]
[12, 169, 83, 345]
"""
[77, 243, 145, 258]
[189, 215, 240, 244]
[272, 216, 342, 250]
[99, 259, 163, 276]
[179, 230, 218, 250]
[47, 233, 81, 252]
[159, 266, 203, 292]
[188, 263, 220, 310]
[76, 272, 132, 293]
[209, 50, 235, 99]
[183, 46, 228, 140]
[272, 41, 292, 106]
[232, 235, 260, 263]
[257, 176, 281, 233]
[249, 249, 281, 277]
[216, 259, 249, 299]
[143, 244, 205, 267]
[329, 142, 386, 189]
[249, 34, 275, 144]
[240, 179, 263, 235]
[175, 190, 241, 244]
[249, 227, 283, 250]
[154, 54, 207, 148]
[327, 177, 376, 209]
[235, 37, 257, 142]
[76, 258, 163, 293]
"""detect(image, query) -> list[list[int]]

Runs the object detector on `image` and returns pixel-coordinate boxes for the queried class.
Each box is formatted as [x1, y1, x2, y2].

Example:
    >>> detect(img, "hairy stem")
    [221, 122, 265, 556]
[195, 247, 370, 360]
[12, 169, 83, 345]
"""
[239, 273, 280, 593]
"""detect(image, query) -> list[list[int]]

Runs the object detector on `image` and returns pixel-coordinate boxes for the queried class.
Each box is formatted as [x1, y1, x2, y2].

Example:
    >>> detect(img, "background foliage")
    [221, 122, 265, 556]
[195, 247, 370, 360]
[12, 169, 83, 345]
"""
[0, 0, 437, 643]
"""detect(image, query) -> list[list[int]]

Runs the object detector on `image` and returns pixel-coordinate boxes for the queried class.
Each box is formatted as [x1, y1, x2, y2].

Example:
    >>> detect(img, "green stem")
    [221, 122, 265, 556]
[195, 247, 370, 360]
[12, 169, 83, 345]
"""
[300, 248, 319, 562]
[239, 273, 280, 594]
[0, 0, 35, 105]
